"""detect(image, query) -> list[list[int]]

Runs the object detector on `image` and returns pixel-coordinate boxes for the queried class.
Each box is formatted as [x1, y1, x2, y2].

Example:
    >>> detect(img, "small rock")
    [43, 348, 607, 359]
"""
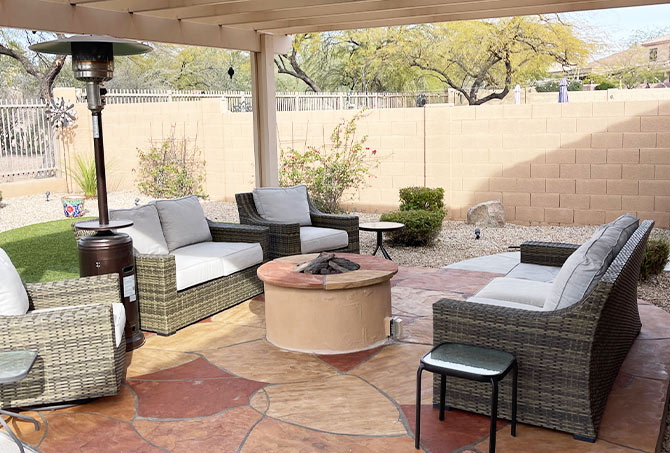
[466, 200, 505, 227]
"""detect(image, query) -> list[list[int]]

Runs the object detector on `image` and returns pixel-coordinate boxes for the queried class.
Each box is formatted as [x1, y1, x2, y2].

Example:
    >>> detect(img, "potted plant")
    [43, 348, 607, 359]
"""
[61, 154, 97, 218]
[61, 194, 86, 218]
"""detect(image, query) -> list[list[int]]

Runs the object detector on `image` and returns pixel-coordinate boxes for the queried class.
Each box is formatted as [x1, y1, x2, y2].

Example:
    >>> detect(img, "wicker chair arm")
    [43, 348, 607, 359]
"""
[0, 303, 117, 352]
[207, 221, 270, 261]
[432, 298, 593, 355]
[309, 211, 359, 229]
[25, 274, 120, 311]
[520, 241, 580, 267]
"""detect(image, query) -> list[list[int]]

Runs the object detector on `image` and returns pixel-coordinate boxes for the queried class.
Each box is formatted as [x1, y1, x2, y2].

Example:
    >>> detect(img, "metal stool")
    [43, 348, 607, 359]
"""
[415, 343, 517, 452]
[0, 351, 40, 453]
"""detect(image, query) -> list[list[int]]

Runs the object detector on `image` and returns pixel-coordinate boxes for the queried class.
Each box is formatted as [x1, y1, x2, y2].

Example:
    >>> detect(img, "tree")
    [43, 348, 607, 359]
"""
[275, 34, 323, 92]
[0, 29, 67, 100]
[404, 16, 590, 104]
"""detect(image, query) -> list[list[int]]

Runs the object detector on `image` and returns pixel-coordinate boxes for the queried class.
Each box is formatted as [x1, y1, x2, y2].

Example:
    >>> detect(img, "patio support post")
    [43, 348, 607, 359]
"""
[251, 33, 279, 188]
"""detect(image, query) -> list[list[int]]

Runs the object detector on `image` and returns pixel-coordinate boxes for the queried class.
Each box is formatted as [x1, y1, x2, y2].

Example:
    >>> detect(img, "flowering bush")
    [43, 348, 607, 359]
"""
[279, 110, 378, 213]
[135, 128, 207, 199]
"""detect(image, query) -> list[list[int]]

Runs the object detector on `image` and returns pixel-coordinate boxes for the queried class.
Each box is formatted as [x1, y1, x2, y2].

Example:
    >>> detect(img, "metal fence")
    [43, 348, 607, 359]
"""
[75, 89, 448, 111]
[0, 98, 57, 182]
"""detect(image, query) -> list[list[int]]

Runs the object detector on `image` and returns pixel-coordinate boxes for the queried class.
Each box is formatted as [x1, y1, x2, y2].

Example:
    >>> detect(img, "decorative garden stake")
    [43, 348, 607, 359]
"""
[46, 97, 77, 193]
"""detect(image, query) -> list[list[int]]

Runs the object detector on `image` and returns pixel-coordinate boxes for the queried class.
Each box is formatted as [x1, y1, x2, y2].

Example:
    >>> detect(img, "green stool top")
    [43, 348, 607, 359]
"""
[421, 343, 515, 381]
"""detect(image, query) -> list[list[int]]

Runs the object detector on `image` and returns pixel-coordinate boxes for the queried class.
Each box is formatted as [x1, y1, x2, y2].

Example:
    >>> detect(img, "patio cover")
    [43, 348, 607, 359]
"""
[1, 0, 668, 186]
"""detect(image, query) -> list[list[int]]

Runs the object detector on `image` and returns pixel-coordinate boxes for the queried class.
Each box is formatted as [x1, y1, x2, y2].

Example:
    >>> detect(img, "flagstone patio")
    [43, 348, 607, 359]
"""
[2, 265, 669, 453]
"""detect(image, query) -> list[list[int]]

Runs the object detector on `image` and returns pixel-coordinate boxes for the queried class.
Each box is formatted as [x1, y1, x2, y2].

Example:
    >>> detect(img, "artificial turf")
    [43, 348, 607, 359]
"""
[0, 218, 92, 283]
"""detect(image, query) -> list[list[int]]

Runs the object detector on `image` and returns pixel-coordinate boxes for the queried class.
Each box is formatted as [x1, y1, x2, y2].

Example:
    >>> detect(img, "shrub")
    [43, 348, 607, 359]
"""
[640, 238, 670, 281]
[399, 187, 444, 212]
[135, 127, 207, 199]
[535, 80, 583, 92]
[380, 209, 446, 246]
[595, 80, 616, 90]
[68, 153, 97, 198]
[279, 110, 378, 213]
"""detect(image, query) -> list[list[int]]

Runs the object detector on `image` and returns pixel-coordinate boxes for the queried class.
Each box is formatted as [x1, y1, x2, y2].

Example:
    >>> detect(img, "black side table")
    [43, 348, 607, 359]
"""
[0, 351, 40, 453]
[415, 343, 517, 452]
[359, 222, 404, 260]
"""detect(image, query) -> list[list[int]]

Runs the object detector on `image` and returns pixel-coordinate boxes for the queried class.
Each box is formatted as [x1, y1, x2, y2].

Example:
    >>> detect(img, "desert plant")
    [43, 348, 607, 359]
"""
[595, 80, 617, 90]
[380, 209, 445, 246]
[640, 238, 670, 281]
[399, 187, 445, 212]
[279, 110, 378, 213]
[135, 127, 207, 199]
[68, 153, 97, 198]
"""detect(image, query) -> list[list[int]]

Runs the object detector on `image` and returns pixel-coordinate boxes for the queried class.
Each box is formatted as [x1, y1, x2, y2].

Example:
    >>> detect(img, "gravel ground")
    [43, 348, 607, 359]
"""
[2, 190, 670, 448]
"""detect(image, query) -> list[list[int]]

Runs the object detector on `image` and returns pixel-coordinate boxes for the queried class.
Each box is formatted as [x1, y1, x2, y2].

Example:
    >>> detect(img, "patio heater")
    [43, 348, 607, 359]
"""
[30, 36, 151, 351]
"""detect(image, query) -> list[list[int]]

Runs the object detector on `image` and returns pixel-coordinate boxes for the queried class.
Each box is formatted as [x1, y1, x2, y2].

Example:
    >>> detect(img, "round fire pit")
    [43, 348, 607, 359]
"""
[257, 253, 398, 354]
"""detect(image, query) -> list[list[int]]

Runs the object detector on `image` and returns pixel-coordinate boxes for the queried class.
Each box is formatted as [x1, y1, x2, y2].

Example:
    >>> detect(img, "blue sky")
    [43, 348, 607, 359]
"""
[561, 4, 670, 54]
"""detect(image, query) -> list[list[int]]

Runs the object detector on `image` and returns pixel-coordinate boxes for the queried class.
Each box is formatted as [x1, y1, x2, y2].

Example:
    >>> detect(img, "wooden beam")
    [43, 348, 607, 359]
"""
[257, 0, 670, 33]
[251, 33, 279, 188]
[0, 0, 290, 53]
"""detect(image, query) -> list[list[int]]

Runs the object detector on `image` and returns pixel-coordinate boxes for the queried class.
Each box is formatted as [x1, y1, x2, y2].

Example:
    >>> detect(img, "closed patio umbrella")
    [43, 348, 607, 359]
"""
[558, 77, 569, 103]
[514, 84, 521, 104]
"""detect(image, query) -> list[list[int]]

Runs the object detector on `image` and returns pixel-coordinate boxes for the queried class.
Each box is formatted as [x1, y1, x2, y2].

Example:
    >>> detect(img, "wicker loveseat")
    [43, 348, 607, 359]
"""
[432, 219, 654, 441]
[0, 274, 125, 408]
[74, 196, 270, 336]
[236, 188, 359, 259]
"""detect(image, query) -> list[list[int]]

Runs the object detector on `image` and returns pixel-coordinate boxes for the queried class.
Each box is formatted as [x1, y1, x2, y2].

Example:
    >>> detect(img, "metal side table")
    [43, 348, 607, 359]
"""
[0, 351, 40, 453]
[415, 343, 517, 453]
[359, 222, 405, 260]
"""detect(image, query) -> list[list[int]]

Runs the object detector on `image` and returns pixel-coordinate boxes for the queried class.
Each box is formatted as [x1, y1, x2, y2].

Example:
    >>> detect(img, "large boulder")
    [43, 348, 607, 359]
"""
[466, 200, 505, 227]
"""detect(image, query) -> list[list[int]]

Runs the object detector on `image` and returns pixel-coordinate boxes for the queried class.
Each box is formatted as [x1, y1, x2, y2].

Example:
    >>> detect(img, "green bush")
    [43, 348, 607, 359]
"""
[535, 80, 583, 92]
[640, 238, 670, 281]
[380, 209, 445, 246]
[135, 128, 207, 199]
[398, 187, 444, 212]
[595, 81, 616, 90]
[69, 153, 97, 198]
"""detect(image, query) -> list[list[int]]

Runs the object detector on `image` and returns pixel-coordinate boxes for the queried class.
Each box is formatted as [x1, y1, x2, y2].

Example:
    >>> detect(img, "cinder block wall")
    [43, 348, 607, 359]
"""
[52, 92, 670, 227]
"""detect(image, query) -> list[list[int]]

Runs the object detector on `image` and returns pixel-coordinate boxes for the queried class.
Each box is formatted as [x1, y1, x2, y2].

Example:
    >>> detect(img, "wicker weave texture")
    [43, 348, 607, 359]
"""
[73, 221, 269, 336]
[236, 192, 359, 259]
[432, 221, 653, 439]
[0, 274, 126, 409]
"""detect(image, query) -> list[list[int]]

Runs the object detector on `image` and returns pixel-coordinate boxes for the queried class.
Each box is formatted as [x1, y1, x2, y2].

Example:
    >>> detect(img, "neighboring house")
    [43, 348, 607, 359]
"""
[550, 35, 670, 87]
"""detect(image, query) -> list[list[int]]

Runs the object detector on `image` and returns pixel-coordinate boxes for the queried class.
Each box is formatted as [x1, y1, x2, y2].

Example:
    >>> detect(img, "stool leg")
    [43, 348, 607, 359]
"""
[489, 379, 499, 453]
[415, 365, 423, 449]
[511, 363, 518, 437]
[439, 374, 446, 421]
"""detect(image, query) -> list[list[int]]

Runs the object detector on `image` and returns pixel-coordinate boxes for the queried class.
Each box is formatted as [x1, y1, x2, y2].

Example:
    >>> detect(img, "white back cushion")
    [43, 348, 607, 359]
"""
[110, 204, 169, 255]
[155, 196, 212, 251]
[0, 248, 29, 316]
[608, 213, 639, 257]
[545, 226, 621, 311]
[252, 185, 312, 226]
[473, 277, 552, 308]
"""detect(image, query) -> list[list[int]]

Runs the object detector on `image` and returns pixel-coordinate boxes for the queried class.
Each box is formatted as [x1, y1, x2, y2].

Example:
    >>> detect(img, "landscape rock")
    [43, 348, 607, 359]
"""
[466, 200, 505, 227]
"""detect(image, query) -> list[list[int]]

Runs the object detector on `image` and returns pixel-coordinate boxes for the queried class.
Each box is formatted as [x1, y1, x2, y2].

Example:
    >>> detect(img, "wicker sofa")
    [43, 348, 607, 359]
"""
[432, 219, 654, 441]
[0, 274, 125, 408]
[236, 189, 359, 259]
[74, 197, 270, 336]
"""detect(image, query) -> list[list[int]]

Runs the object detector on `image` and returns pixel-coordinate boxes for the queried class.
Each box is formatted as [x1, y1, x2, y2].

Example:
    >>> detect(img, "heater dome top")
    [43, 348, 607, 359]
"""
[29, 34, 152, 56]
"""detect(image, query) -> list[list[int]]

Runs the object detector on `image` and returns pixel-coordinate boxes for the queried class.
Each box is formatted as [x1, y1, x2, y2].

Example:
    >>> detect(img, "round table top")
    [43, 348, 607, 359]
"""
[257, 253, 398, 291]
[76, 219, 134, 230]
[359, 221, 405, 232]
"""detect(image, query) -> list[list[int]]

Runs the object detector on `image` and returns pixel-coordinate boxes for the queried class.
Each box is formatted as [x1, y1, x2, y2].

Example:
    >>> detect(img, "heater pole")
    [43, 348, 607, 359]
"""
[92, 111, 109, 226]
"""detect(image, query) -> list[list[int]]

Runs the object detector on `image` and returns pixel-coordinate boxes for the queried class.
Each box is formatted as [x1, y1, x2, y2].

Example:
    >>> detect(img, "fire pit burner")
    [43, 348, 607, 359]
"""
[295, 252, 360, 275]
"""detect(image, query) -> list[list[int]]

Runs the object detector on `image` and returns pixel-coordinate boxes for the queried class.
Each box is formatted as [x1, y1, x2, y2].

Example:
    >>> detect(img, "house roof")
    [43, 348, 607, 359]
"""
[643, 34, 670, 47]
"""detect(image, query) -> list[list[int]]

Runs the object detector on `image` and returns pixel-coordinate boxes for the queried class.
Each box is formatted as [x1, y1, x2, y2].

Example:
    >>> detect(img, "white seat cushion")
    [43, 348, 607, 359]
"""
[0, 248, 29, 316]
[506, 263, 561, 283]
[31, 303, 126, 347]
[466, 297, 544, 311]
[171, 241, 264, 291]
[155, 196, 213, 251]
[110, 204, 169, 255]
[252, 185, 312, 226]
[471, 277, 552, 308]
[300, 227, 349, 254]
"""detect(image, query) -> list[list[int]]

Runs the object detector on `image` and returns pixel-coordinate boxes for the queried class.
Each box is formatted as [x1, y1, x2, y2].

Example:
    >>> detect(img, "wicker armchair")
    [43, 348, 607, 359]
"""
[0, 274, 125, 409]
[432, 220, 654, 441]
[236, 192, 359, 259]
[74, 221, 269, 336]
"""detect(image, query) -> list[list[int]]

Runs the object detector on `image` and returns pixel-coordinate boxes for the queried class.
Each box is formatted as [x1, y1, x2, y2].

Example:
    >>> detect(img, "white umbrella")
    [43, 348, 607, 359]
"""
[558, 78, 569, 103]
[514, 84, 521, 104]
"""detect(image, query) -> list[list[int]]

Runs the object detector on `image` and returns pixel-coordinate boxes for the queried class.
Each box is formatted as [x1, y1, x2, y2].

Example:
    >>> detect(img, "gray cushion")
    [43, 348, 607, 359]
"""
[300, 226, 349, 254]
[252, 185, 312, 226]
[472, 277, 552, 308]
[0, 248, 29, 316]
[545, 226, 621, 311]
[171, 241, 264, 291]
[154, 196, 212, 252]
[466, 297, 544, 311]
[607, 213, 639, 257]
[110, 204, 169, 255]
